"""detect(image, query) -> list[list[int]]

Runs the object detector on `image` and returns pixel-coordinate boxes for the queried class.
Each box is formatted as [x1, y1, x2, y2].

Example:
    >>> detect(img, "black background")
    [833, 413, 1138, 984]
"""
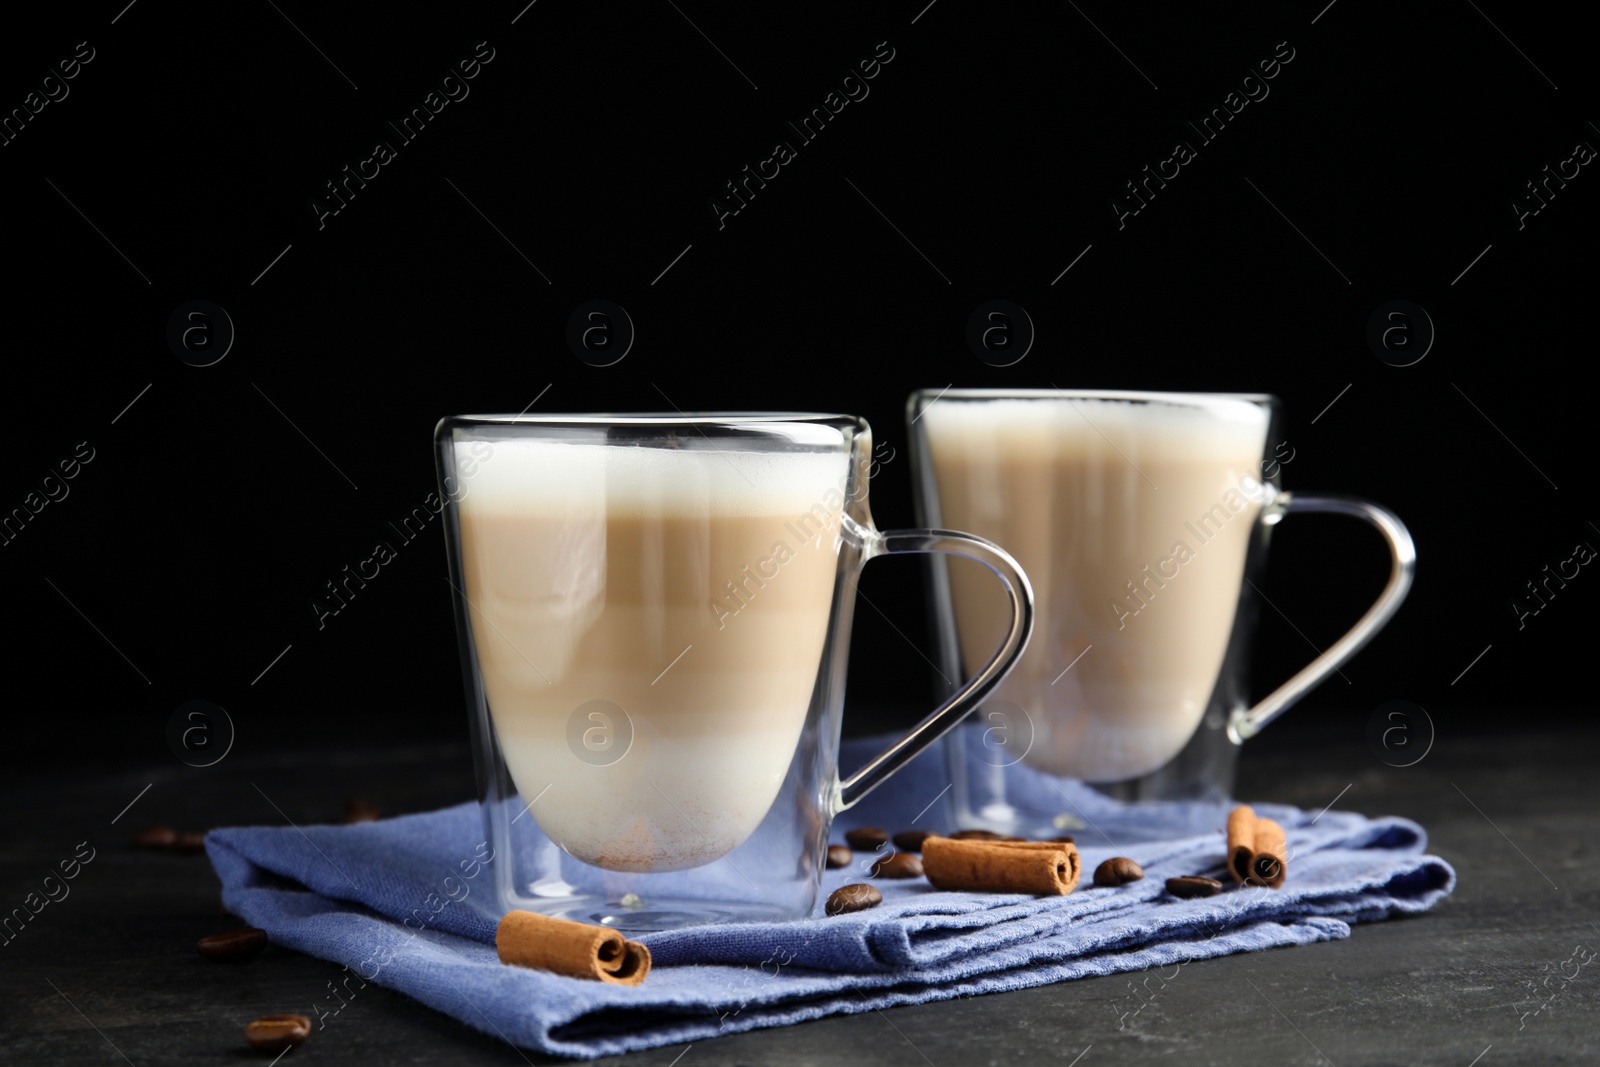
[4, 0, 1594, 775]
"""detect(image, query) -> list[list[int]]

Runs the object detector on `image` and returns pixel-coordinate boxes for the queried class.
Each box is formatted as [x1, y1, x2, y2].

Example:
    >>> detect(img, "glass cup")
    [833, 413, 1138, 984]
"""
[435, 413, 1033, 930]
[907, 389, 1414, 839]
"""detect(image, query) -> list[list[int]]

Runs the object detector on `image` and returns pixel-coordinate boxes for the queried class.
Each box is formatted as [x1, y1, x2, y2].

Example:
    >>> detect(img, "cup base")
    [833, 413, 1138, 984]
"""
[592, 906, 736, 932]
[961, 791, 1235, 845]
[504, 894, 806, 932]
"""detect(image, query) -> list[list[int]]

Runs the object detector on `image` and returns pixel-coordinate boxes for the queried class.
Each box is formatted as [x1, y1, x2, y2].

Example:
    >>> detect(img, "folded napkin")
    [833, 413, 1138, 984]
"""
[206, 737, 1454, 1059]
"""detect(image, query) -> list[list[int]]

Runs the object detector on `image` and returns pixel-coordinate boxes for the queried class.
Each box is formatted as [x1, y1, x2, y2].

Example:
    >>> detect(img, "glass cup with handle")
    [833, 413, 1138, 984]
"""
[907, 389, 1414, 840]
[436, 412, 1034, 930]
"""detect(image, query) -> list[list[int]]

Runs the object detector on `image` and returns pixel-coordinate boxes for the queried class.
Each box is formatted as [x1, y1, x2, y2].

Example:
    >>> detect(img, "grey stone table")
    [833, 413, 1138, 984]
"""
[5, 725, 1597, 1066]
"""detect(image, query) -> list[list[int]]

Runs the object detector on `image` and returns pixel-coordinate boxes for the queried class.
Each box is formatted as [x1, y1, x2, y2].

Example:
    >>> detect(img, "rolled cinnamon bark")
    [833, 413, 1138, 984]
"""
[495, 910, 651, 985]
[1226, 805, 1257, 883]
[1247, 817, 1288, 889]
[922, 836, 1081, 895]
[1225, 805, 1289, 888]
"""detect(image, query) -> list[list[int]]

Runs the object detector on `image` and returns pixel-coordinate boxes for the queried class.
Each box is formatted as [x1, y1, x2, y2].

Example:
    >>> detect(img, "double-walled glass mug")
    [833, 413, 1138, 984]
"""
[435, 413, 1033, 930]
[908, 390, 1415, 839]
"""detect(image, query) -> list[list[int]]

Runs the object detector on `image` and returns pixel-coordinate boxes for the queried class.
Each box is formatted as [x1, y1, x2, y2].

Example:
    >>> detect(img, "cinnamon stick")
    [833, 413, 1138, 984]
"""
[495, 910, 651, 985]
[1225, 805, 1289, 889]
[1248, 817, 1287, 889]
[1226, 805, 1257, 883]
[921, 836, 1081, 895]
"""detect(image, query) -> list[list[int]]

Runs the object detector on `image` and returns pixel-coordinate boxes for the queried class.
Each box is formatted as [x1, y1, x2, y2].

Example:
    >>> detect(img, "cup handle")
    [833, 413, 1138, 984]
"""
[834, 523, 1035, 811]
[1227, 492, 1416, 744]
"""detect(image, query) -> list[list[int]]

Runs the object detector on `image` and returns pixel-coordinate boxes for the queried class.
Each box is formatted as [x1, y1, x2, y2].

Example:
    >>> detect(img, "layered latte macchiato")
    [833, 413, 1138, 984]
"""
[923, 397, 1270, 781]
[456, 438, 848, 872]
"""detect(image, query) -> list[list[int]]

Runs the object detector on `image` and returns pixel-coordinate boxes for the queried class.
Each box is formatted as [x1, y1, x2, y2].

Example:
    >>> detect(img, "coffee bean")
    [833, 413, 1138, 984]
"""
[1093, 857, 1145, 887]
[198, 928, 268, 962]
[949, 829, 1003, 841]
[344, 798, 381, 823]
[892, 829, 932, 853]
[826, 845, 852, 869]
[825, 883, 883, 915]
[174, 831, 208, 854]
[1165, 876, 1223, 899]
[870, 852, 924, 879]
[1043, 835, 1075, 844]
[134, 826, 177, 849]
[844, 827, 889, 851]
[244, 1013, 311, 1051]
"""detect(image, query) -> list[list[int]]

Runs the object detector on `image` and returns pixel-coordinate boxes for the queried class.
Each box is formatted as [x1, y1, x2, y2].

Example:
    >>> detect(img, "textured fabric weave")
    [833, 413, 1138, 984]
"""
[206, 737, 1454, 1059]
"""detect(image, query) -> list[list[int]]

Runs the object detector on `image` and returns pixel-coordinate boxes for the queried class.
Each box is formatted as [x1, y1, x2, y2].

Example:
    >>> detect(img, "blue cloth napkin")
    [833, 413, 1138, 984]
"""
[206, 737, 1454, 1059]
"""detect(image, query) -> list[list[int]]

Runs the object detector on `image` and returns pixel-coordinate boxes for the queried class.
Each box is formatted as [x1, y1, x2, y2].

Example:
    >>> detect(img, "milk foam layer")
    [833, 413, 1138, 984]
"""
[924, 398, 1269, 782]
[456, 437, 849, 871]
[459, 436, 851, 515]
[921, 396, 1268, 455]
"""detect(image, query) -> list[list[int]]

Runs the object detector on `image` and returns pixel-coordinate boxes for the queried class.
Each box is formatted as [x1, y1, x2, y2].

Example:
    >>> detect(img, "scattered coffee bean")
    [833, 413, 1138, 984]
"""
[892, 829, 933, 853]
[870, 852, 924, 879]
[1165, 876, 1223, 899]
[198, 928, 268, 962]
[344, 799, 381, 823]
[1043, 835, 1075, 844]
[844, 827, 889, 851]
[174, 831, 208, 854]
[826, 845, 852, 869]
[1093, 857, 1145, 887]
[134, 825, 177, 849]
[826, 883, 884, 915]
[949, 829, 1003, 841]
[244, 1013, 311, 1052]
